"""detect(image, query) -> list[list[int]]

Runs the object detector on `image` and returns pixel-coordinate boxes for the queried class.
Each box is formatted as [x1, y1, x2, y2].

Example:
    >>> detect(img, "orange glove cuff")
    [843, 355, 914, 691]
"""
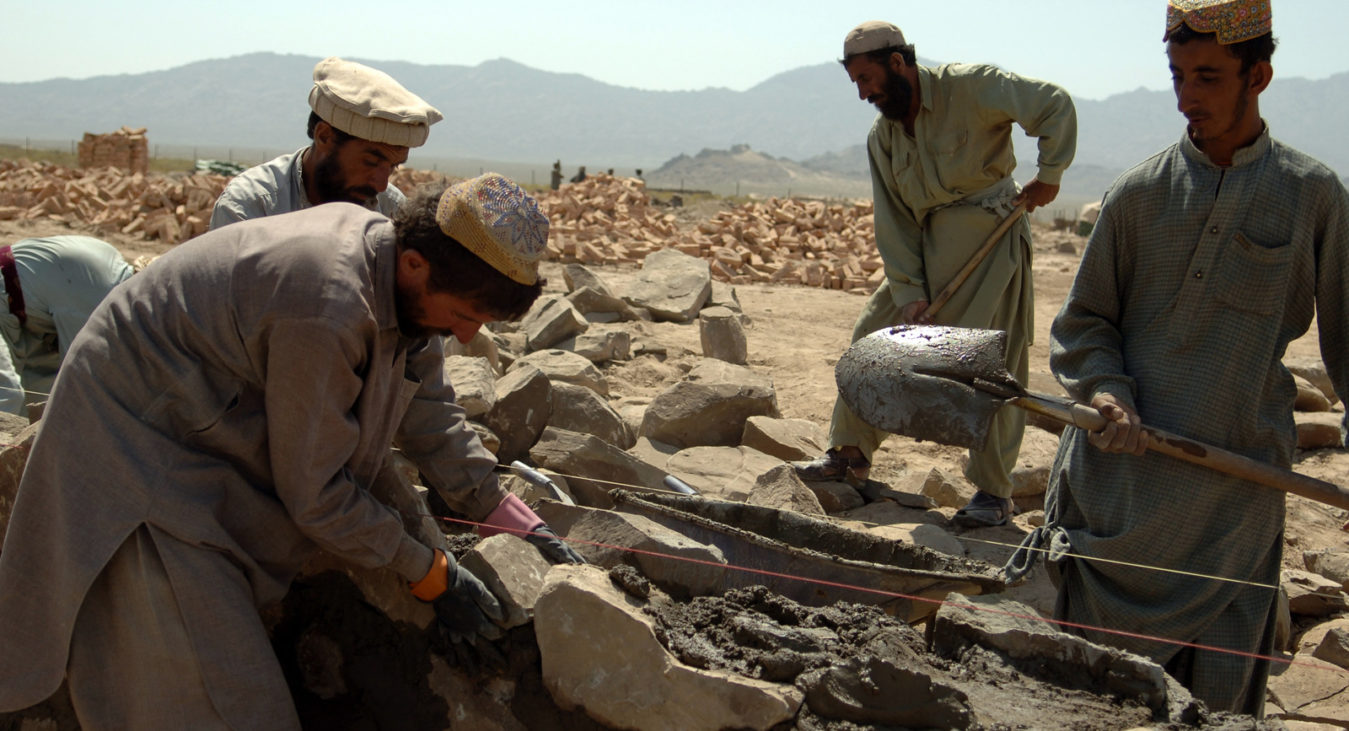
[409, 550, 449, 601]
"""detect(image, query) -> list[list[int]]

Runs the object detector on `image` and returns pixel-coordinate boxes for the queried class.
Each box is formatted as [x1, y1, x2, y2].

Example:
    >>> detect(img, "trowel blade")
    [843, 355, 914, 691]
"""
[834, 325, 1016, 451]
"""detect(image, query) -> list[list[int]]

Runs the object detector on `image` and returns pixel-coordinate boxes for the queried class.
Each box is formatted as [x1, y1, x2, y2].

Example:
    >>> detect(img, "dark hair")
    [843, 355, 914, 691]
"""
[1166, 25, 1276, 73]
[393, 183, 545, 321]
[306, 111, 357, 144]
[840, 44, 917, 68]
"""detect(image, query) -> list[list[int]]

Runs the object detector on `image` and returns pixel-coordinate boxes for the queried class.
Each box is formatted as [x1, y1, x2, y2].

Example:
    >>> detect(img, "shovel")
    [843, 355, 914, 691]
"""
[835, 324, 1349, 511]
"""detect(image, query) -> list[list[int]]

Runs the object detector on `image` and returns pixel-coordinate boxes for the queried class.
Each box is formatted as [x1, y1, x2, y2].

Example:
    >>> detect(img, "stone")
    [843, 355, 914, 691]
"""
[0, 417, 40, 543]
[1304, 549, 1349, 590]
[548, 381, 632, 450]
[484, 365, 553, 464]
[707, 280, 744, 316]
[567, 286, 645, 323]
[930, 593, 1199, 721]
[640, 360, 779, 448]
[913, 467, 976, 509]
[529, 427, 669, 508]
[805, 480, 866, 513]
[559, 328, 632, 363]
[533, 502, 727, 597]
[620, 248, 712, 323]
[458, 534, 553, 628]
[1010, 426, 1059, 497]
[444, 328, 500, 374]
[1295, 411, 1343, 449]
[1283, 568, 1349, 617]
[1266, 652, 1349, 726]
[562, 263, 615, 297]
[534, 565, 802, 730]
[1312, 627, 1349, 670]
[746, 464, 825, 516]
[1293, 373, 1333, 412]
[521, 294, 589, 351]
[740, 415, 826, 462]
[698, 305, 748, 365]
[509, 348, 609, 397]
[443, 355, 497, 419]
[665, 445, 787, 502]
[1286, 359, 1339, 407]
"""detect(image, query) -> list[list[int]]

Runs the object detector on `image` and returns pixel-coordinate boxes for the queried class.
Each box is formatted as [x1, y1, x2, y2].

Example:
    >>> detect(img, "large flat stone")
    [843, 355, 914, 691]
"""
[535, 565, 802, 730]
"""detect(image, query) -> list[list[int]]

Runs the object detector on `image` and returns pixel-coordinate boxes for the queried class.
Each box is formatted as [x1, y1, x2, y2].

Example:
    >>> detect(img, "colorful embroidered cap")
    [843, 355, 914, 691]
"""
[436, 174, 549, 285]
[309, 57, 443, 148]
[843, 21, 907, 58]
[1165, 0, 1271, 45]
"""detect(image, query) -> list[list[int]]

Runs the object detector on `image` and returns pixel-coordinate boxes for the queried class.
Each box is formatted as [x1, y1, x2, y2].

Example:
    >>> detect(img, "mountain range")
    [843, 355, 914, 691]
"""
[2, 52, 1345, 208]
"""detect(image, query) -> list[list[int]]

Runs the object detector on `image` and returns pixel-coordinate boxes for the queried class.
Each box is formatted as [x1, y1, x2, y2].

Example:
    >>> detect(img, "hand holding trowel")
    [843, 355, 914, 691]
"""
[835, 324, 1349, 511]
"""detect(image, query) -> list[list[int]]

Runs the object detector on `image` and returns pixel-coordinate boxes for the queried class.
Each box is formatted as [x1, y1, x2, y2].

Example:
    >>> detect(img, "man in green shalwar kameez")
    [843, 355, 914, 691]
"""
[794, 20, 1077, 527]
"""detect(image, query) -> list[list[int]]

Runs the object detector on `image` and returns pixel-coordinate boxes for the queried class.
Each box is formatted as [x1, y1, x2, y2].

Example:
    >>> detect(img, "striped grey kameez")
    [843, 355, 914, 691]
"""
[1006, 127, 1349, 714]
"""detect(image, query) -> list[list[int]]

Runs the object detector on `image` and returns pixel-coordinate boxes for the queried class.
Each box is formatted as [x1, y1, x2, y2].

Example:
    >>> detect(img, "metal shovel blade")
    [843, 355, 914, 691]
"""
[835, 325, 1019, 451]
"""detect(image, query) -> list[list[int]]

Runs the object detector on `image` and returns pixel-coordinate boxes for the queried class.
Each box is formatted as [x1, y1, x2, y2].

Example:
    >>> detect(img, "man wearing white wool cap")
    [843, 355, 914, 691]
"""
[0, 174, 580, 728]
[210, 56, 443, 230]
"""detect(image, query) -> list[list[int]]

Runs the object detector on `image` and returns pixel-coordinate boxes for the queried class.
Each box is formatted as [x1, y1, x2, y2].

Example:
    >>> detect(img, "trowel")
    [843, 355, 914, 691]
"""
[835, 324, 1349, 511]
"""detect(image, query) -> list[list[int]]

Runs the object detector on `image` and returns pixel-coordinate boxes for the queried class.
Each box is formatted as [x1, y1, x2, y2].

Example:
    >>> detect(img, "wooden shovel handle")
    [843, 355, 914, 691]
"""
[1011, 394, 1349, 511]
[927, 202, 1027, 318]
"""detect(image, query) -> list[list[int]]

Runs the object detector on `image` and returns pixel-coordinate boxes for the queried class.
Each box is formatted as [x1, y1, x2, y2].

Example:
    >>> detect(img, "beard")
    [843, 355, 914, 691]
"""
[1188, 91, 1249, 147]
[394, 280, 444, 339]
[313, 149, 379, 207]
[873, 69, 914, 121]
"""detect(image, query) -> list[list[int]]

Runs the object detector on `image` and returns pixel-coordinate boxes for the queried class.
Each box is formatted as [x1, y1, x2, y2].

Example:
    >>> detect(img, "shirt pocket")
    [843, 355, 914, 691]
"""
[930, 129, 968, 158]
[1213, 232, 1294, 315]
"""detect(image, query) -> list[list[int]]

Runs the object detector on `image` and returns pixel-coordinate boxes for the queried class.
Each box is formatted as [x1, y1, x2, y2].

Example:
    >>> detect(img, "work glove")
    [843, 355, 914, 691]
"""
[410, 549, 507, 672]
[526, 524, 586, 565]
[481, 493, 587, 565]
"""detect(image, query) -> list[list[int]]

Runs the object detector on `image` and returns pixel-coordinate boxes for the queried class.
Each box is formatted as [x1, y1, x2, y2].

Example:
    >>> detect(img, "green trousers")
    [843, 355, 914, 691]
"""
[827, 228, 1031, 499]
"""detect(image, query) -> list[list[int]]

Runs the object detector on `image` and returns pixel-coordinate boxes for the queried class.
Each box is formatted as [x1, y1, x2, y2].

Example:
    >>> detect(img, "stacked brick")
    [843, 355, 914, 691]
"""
[77, 127, 150, 176]
[536, 174, 682, 267]
[0, 159, 227, 244]
[537, 174, 881, 294]
[1, 162, 882, 293]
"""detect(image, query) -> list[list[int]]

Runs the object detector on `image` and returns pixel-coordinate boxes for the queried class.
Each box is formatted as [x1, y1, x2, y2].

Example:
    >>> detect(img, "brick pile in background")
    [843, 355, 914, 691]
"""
[77, 127, 150, 176]
[3, 163, 879, 292]
[0, 159, 227, 243]
[536, 173, 880, 293]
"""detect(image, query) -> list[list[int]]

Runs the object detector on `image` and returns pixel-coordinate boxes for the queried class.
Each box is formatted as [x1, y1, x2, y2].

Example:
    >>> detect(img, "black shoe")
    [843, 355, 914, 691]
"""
[792, 448, 870, 488]
[953, 491, 1016, 528]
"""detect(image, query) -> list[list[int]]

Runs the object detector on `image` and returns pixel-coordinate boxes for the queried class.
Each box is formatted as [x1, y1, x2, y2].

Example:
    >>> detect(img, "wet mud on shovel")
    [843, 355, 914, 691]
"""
[836, 324, 1349, 511]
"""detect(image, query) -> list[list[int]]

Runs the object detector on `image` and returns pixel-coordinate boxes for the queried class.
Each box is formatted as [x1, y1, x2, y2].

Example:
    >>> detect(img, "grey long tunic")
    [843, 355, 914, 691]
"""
[1006, 128, 1349, 711]
[0, 204, 507, 711]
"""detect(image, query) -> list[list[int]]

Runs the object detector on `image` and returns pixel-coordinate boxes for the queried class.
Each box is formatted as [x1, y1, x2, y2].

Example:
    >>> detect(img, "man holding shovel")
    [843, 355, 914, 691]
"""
[794, 20, 1077, 527]
[1009, 0, 1349, 714]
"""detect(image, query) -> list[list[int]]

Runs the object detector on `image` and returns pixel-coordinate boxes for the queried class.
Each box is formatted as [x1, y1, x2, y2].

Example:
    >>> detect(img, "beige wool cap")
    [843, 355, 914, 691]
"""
[436, 173, 549, 285]
[308, 57, 443, 148]
[843, 20, 907, 58]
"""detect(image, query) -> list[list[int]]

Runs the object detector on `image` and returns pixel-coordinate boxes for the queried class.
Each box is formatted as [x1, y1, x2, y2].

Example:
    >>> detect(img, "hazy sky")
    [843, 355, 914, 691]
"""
[5, 1, 1345, 101]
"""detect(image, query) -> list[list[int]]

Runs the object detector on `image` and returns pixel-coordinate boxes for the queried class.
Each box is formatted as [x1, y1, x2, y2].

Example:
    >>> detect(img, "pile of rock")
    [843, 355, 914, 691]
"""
[77, 127, 149, 175]
[0, 159, 227, 243]
[536, 173, 881, 293]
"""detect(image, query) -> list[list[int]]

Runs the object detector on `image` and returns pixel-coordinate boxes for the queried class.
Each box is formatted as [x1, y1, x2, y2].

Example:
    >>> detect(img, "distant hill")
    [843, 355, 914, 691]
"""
[1, 52, 1345, 207]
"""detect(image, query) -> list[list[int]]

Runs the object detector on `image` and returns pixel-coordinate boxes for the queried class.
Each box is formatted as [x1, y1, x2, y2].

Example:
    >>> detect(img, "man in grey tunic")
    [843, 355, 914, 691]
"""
[794, 20, 1076, 527]
[210, 56, 442, 230]
[0, 235, 133, 413]
[1005, 0, 1349, 715]
[0, 174, 579, 728]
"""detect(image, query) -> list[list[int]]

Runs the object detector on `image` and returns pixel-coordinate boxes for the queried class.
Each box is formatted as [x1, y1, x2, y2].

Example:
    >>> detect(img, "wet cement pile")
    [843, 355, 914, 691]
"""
[640, 581, 1273, 730]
